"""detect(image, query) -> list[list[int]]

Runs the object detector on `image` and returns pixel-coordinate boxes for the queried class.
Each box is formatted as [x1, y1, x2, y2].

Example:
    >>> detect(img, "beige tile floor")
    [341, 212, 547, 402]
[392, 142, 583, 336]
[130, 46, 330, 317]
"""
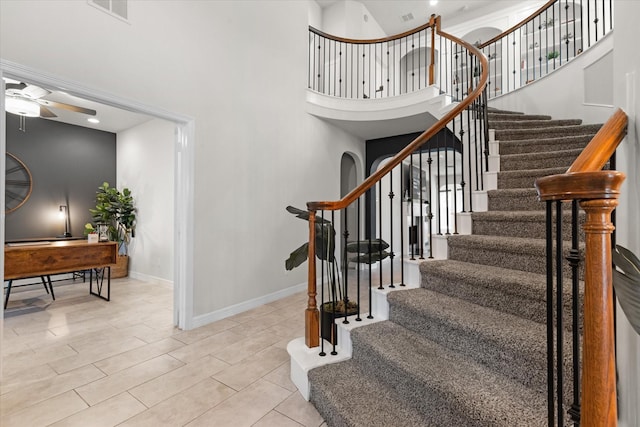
[1, 277, 326, 427]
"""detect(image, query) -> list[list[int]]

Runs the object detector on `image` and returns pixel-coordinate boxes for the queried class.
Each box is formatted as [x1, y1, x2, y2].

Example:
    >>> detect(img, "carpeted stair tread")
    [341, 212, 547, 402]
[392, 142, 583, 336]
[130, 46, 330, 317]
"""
[488, 113, 551, 121]
[320, 321, 547, 426]
[309, 359, 449, 427]
[497, 135, 592, 155]
[500, 148, 582, 171]
[447, 234, 546, 274]
[419, 259, 577, 325]
[489, 119, 582, 129]
[495, 123, 602, 141]
[386, 290, 551, 392]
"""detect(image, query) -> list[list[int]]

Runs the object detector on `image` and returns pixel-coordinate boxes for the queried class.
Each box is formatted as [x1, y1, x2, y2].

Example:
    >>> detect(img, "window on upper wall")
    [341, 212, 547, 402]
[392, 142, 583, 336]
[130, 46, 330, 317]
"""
[88, 0, 129, 22]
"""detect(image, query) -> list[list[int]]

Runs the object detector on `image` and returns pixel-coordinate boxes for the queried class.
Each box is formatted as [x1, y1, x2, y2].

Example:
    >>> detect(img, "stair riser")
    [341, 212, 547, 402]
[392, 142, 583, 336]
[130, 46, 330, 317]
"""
[487, 192, 541, 211]
[495, 124, 602, 141]
[490, 119, 582, 129]
[499, 137, 591, 155]
[472, 215, 583, 241]
[488, 114, 551, 121]
[498, 175, 544, 189]
[501, 152, 579, 171]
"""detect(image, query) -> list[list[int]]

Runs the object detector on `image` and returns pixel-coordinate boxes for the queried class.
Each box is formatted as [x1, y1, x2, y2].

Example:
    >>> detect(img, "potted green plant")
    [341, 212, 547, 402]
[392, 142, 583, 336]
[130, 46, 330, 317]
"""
[285, 206, 357, 344]
[85, 182, 136, 278]
[285, 206, 391, 344]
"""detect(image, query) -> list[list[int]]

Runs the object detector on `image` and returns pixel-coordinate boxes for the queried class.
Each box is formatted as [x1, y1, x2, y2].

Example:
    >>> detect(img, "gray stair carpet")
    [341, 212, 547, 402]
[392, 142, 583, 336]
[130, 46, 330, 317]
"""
[308, 109, 598, 426]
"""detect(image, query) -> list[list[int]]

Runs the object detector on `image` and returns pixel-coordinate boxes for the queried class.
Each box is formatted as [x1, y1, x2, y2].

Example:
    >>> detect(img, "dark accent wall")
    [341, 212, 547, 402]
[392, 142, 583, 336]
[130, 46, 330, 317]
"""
[364, 128, 463, 237]
[5, 113, 116, 241]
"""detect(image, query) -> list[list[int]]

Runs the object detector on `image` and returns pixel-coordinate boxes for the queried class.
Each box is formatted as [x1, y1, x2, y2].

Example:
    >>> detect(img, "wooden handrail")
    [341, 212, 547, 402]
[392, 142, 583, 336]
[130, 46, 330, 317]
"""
[309, 18, 436, 45]
[304, 15, 488, 349]
[478, 0, 556, 49]
[307, 21, 488, 212]
[567, 108, 628, 173]
[535, 109, 628, 427]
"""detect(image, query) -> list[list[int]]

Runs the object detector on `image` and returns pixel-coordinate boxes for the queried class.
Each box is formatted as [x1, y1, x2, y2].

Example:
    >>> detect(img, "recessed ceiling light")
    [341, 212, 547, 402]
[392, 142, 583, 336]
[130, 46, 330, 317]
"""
[87, 118, 100, 124]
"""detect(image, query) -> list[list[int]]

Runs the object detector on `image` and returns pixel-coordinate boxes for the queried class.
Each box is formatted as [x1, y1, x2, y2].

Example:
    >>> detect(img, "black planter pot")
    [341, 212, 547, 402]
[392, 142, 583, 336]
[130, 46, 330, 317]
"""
[320, 302, 359, 345]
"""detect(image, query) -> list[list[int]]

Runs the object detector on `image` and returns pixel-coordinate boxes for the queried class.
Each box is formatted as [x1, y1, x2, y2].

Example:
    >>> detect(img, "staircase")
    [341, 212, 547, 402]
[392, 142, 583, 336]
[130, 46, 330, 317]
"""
[307, 111, 601, 426]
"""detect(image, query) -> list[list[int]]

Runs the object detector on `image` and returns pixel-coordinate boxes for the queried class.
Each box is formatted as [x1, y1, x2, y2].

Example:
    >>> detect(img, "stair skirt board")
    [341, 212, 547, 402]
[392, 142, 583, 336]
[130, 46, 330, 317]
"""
[294, 109, 596, 426]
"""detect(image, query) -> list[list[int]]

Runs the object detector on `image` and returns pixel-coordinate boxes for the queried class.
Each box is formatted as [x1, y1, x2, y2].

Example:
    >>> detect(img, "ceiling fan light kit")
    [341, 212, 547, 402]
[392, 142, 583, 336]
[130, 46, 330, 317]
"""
[5, 96, 40, 117]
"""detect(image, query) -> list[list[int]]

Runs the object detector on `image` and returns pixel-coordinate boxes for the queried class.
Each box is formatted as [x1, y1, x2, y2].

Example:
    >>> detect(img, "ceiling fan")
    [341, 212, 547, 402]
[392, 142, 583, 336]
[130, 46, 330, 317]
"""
[4, 78, 97, 118]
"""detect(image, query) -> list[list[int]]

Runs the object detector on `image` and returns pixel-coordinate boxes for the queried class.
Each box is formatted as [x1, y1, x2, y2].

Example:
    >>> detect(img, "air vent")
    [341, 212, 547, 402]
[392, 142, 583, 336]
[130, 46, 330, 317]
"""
[401, 13, 414, 22]
[88, 0, 128, 21]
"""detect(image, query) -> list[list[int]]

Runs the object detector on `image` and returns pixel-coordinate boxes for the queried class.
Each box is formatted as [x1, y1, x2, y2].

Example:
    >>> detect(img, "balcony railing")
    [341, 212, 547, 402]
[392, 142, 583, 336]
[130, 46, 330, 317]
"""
[479, 0, 614, 99]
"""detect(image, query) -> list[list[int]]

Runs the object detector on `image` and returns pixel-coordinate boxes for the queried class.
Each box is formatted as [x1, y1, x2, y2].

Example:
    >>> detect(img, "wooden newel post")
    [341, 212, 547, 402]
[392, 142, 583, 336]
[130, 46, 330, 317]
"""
[305, 209, 320, 348]
[580, 197, 619, 427]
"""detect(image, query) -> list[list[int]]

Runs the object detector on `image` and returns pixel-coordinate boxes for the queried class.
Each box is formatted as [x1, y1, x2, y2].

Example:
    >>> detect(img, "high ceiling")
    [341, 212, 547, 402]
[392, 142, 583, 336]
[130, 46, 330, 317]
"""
[318, 1, 546, 35]
[5, 1, 547, 134]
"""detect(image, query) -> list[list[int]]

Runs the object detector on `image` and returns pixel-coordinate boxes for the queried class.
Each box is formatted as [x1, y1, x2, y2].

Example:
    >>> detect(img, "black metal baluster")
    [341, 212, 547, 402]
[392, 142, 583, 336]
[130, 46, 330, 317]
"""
[342, 213, 349, 325]
[399, 164, 406, 286]
[545, 9, 550, 75]
[586, 0, 591, 47]
[427, 151, 434, 259]
[436, 135, 442, 235]
[418, 149, 425, 259]
[410, 153, 416, 260]
[473, 90, 481, 192]
[356, 197, 362, 321]
[386, 42, 390, 97]
[338, 42, 342, 98]
[459, 113, 466, 213]
[546, 201, 555, 426]
[319, 209, 326, 356]
[330, 39, 334, 96]
[378, 180, 384, 289]
[511, 33, 516, 92]
[555, 200, 564, 427]
[466, 97, 474, 213]
[330, 210, 337, 356]
[389, 171, 395, 287]
[444, 132, 450, 235]
[368, 201, 373, 319]
[568, 199, 581, 423]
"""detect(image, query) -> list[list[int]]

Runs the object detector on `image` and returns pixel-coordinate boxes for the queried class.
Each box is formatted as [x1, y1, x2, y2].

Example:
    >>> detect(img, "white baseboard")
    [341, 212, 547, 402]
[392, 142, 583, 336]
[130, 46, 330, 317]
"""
[129, 271, 173, 288]
[191, 281, 308, 329]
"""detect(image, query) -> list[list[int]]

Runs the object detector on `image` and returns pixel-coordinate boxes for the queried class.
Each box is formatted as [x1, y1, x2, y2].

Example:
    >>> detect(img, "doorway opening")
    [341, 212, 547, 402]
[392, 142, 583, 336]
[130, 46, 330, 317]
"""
[1, 61, 195, 330]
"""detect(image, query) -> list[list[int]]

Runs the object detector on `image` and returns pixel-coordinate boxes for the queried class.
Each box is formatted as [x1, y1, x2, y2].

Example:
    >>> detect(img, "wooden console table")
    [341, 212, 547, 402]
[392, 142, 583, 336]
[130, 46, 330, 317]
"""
[4, 240, 117, 307]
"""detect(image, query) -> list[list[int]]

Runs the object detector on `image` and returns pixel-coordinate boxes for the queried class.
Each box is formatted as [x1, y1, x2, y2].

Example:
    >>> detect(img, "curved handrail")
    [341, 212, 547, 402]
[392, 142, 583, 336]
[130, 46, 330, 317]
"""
[309, 14, 439, 45]
[478, 0, 556, 49]
[308, 26, 488, 212]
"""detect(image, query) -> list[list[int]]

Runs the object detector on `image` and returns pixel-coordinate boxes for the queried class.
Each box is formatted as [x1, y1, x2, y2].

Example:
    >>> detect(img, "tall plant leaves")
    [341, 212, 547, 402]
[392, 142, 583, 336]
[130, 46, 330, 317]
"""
[613, 245, 640, 336]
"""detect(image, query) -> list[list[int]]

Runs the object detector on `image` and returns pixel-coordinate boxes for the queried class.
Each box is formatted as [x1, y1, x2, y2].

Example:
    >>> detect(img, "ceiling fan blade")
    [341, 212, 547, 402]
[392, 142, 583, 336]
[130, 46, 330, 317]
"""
[39, 106, 58, 118]
[21, 84, 51, 99]
[37, 99, 97, 116]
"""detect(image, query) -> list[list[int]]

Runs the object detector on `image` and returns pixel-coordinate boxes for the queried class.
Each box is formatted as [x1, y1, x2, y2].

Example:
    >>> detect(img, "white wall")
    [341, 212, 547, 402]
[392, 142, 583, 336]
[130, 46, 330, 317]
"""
[487, 32, 615, 124]
[612, 2, 640, 426]
[117, 118, 174, 285]
[0, 1, 364, 323]
[320, 0, 386, 38]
